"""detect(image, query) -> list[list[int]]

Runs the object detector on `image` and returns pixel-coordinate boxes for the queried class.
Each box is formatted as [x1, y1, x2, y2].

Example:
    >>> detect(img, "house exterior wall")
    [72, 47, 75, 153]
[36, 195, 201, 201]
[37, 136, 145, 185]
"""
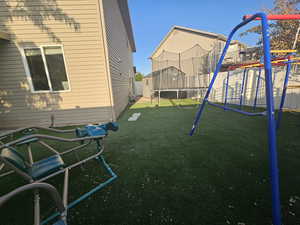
[224, 42, 246, 64]
[151, 28, 226, 76]
[102, 0, 135, 118]
[142, 77, 152, 98]
[0, 0, 114, 128]
[134, 81, 143, 96]
[151, 29, 225, 59]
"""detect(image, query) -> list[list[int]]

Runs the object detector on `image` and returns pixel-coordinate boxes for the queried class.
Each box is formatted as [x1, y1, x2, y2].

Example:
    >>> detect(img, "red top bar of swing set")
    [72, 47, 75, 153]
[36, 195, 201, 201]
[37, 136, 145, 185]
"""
[243, 14, 300, 20]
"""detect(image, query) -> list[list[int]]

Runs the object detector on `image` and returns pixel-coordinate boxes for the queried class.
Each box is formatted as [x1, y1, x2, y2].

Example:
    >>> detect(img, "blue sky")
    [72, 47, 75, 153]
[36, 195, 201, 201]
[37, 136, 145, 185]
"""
[129, 0, 274, 75]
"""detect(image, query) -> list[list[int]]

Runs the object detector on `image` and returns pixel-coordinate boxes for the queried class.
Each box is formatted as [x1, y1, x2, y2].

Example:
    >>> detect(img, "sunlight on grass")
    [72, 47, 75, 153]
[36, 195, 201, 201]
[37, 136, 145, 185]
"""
[129, 98, 200, 109]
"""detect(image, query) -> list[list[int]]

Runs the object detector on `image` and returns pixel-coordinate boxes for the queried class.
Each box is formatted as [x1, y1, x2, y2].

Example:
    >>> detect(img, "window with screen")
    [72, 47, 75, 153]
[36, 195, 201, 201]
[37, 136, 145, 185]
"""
[24, 46, 70, 92]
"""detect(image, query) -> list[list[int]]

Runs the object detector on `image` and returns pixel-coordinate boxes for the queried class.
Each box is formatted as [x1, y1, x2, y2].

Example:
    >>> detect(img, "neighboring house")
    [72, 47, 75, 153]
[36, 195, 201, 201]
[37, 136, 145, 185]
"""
[0, 0, 136, 128]
[150, 26, 227, 60]
[223, 40, 247, 64]
[150, 25, 246, 72]
[144, 26, 246, 99]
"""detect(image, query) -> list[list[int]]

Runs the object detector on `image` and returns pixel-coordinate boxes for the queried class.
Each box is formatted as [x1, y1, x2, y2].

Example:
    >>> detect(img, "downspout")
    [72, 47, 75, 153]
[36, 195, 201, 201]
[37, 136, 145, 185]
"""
[96, 0, 116, 121]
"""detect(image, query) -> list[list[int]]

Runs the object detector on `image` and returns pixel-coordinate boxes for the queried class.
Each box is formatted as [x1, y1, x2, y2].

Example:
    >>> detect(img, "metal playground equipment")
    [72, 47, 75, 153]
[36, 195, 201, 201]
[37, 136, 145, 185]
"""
[0, 122, 119, 225]
[0, 183, 68, 225]
[150, 44, 217, 104]
[223, 50, 300, 129]
[190, 13, 300, 225]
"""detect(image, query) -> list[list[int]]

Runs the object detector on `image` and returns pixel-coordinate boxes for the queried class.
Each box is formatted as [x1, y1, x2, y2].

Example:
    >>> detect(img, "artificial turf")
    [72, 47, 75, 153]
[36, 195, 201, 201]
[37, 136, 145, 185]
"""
[1, 98, 300, 225]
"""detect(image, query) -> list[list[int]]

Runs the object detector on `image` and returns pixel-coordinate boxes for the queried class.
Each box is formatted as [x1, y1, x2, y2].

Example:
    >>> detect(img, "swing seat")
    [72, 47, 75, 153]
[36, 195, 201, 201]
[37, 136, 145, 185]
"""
[28, 155, 64, 180]
[1, 148, 65, 180]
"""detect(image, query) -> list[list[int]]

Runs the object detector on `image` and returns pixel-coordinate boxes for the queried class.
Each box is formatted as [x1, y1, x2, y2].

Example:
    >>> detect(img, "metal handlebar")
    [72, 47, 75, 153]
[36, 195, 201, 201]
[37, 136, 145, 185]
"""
[0, 126, 76, 139]
[0, 134, 105, 150]
[0, 182, 65, 213]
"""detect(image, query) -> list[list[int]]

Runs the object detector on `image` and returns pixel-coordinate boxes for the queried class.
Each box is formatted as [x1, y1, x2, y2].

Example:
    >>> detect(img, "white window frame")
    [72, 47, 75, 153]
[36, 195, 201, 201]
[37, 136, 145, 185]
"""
[20, 44, 71, 93]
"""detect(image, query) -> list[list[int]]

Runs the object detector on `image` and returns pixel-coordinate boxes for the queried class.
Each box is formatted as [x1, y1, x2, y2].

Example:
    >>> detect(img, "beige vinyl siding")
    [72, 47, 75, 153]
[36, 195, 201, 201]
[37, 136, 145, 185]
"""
[0, 0, 113, 128]
[152, 29, 224, 59]
[102, 0, 134, 117]
[142, 77, 153, 98]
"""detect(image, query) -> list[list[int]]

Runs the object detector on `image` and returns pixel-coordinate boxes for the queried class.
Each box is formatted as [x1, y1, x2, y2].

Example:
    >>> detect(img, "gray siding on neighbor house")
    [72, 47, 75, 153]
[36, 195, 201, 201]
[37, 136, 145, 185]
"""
[102, 0, 134, 118]
[0, 0, 114, 128]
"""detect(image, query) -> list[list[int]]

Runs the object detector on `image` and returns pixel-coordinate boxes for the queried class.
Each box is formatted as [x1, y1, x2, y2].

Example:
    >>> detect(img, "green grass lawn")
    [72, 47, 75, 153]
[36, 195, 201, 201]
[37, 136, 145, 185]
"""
[1, 98, 300, 225]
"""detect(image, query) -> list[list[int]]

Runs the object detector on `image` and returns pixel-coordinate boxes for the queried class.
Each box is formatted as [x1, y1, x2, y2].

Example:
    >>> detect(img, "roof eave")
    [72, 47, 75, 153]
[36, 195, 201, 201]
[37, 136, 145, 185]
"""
[174, 26, 227, 40]
[149, 25, 177, 59]
[117, 0, 136, 52]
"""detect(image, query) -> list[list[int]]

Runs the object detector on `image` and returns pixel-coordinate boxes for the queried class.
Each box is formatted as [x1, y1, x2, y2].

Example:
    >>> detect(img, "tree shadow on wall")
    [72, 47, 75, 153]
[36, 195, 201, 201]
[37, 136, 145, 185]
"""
[0, 1, 82, 128]
[0, 41, 64, 128]
[0, 0, 80, 42]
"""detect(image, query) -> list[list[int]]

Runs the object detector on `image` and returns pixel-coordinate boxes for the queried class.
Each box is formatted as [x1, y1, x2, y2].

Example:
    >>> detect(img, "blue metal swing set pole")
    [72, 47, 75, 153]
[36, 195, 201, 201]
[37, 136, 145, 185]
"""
[189, 13, 282, 225]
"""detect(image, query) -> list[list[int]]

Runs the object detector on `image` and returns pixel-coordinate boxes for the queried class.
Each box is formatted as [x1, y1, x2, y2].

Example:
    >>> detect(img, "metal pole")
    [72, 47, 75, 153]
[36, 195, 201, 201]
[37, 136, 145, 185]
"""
[178, 53, 181, 90]
[41, 155, 117, 225]
[27, 144, 34, 165]
[190, 16, 241, 136]
[276, 59, 292, 129]
[0, 183, 65, 214]
[179, 52, 181, 70]
[158, 90, 160, 105]
[166, 60, 169, 89]
[63, 169, 69, 218]
[244, 14, 300, 20]
[0, 163, 4, 171]
[253, 68, 262, 110]
[189, 13, 282, 225]
[34, 190, 40, 225]
[239, 68, 247, 109]
[66, 156, 117, 209]
[159, 67, 162, 106]
[207, 101, 266, 116]
[260, 14, 282, 225]
[224, 71, 230, 108]
[38, 141, 60, 155]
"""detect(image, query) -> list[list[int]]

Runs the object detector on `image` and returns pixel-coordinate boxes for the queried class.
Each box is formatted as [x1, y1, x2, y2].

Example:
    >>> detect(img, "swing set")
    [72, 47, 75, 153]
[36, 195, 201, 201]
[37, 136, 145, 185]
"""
[222, 50, 299, 128]
[190, 13, 300, 225]
[0, 122, 119, 225]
